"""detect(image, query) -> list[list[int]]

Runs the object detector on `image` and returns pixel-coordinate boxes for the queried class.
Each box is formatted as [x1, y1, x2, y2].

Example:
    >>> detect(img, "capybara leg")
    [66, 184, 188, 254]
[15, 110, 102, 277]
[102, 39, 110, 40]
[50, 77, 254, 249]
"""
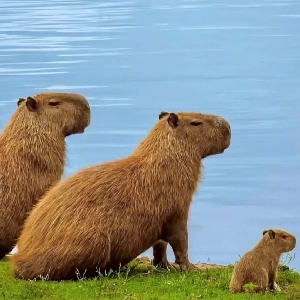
[13, 232, 111, 281]
[269, 281, 275, 291]
[163, 221, 194, 270]
[252, 268, 269, 293]
[268, 270, 278, 292]
[152, 240, 169, 269]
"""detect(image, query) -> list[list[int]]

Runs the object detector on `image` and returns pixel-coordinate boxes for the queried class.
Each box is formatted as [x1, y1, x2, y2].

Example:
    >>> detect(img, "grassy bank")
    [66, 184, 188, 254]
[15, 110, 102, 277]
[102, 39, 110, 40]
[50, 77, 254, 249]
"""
[0, 259, 300, 300]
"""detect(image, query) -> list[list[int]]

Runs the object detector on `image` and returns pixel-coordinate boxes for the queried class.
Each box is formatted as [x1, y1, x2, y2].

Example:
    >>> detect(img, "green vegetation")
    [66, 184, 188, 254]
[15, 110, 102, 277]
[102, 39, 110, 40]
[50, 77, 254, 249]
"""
[0, 258, 300, 300]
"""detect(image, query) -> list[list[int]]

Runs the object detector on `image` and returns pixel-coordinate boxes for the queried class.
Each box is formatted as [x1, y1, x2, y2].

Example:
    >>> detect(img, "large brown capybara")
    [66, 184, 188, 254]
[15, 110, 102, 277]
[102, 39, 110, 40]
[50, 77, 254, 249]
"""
[0, 92, 91, 260]
[229, 229, 296, 293]
[12, 111, 231, 281]
[152, 111, 228, 270]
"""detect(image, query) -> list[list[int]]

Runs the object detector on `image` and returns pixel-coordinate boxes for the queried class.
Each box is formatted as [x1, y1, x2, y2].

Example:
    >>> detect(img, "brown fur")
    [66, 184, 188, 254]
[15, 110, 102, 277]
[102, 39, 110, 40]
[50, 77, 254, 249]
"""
[0, 92, 91, 260]
[12, 111, 231, 281]
[229, 229, 296, 293]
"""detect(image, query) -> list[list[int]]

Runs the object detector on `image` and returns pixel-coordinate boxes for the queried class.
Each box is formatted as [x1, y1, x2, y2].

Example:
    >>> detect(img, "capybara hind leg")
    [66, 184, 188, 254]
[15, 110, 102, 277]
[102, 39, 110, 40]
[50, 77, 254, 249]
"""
[163, 220, 195, 270]
[152, 240, 170, 269]
[249, 268, 269, 293]
[13, 233, 111, 281]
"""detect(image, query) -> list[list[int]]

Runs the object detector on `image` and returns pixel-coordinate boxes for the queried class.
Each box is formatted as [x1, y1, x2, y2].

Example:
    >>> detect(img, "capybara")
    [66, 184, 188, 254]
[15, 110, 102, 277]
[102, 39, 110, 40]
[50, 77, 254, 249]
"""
[229, 229, 296, 293]
[12, 111, 231, 281]
[0, 92, 91, 260]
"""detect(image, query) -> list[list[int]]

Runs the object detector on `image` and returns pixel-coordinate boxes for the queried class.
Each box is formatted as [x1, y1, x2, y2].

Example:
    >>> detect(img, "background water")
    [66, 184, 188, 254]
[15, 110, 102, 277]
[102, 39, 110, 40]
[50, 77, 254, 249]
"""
[1, 0, 300, 270]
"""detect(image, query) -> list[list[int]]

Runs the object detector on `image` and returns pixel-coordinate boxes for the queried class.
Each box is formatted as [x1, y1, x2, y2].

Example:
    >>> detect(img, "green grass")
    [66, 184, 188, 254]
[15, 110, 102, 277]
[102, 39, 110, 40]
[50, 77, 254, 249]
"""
[0, 259, 300, 300]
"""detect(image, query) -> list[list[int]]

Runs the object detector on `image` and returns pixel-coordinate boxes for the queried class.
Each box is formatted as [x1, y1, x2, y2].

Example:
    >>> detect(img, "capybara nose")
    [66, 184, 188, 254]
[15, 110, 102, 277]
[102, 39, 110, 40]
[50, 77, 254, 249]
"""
[216, 117, 231, 136]
[226, 122, 231, 136]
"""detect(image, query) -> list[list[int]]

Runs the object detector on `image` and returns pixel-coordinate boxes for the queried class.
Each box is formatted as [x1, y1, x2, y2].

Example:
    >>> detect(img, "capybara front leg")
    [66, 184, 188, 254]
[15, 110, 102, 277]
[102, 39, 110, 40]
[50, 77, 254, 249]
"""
[163, 221, 195, 271]
[268, 270, 278, 292]
[152, 240, 169, 269]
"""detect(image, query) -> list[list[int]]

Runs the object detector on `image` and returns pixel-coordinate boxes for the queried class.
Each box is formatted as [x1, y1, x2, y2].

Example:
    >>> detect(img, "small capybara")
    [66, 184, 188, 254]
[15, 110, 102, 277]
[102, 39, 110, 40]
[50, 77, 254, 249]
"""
[12, 111, 231, 281]
[0, 92, 91, 260]
[229, 229, 296, 293]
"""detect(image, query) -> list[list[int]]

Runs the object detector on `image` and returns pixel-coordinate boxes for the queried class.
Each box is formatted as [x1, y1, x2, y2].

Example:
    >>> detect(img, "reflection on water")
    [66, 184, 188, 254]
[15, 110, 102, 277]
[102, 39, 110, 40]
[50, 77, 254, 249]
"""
[1, 0, 300, 270]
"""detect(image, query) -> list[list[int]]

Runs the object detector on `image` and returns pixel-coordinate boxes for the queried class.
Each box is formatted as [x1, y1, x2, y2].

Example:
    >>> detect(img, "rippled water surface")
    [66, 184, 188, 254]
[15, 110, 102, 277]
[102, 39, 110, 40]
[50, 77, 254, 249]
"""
[1, 0, 300, 270]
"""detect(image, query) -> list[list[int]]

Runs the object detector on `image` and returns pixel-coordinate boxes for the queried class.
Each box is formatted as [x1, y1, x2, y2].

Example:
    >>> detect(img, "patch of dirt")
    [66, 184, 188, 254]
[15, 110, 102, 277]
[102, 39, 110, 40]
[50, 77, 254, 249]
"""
[135, 256, 226, 270]
[193, 262, 227, 270]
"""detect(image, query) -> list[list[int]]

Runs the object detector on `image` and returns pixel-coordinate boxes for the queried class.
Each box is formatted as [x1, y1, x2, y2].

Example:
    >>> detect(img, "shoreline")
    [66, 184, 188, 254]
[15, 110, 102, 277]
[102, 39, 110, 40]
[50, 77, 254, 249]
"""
[135, 256, 227, 270]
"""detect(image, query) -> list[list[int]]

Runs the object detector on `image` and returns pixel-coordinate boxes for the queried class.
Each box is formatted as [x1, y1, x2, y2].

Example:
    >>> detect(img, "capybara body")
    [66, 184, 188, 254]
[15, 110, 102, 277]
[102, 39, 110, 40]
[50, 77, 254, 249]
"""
[229, 229, 296, 293]
[0, 92, 91, 260]
[12, 111, 231, 281]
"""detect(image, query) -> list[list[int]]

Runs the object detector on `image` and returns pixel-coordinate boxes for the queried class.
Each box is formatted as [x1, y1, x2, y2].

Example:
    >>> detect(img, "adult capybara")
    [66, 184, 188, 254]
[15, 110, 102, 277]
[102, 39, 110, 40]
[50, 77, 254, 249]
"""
[0, 92, 91, 260]
[12, 111, 231, 281]
[229, 229, 296, 293]
[152, 111, 227, 270]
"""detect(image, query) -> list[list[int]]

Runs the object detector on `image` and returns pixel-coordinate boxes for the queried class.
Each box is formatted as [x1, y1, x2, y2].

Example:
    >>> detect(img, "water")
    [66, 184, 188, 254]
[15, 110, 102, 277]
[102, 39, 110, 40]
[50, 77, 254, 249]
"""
[1, 0, 300, 270]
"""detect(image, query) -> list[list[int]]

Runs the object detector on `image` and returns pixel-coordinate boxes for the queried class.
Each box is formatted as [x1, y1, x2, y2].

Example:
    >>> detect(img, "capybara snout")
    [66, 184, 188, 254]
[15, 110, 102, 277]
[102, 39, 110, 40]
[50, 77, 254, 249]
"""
[208, 115, 231, 153]
[62, 99, 91, 136]
[216, 117, 231, 136]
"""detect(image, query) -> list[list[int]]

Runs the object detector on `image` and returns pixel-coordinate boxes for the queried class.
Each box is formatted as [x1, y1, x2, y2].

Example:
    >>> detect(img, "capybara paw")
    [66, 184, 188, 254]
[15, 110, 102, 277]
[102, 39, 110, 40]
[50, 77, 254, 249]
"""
[153, 258, 171, 270]
[177, 261, 197, 271]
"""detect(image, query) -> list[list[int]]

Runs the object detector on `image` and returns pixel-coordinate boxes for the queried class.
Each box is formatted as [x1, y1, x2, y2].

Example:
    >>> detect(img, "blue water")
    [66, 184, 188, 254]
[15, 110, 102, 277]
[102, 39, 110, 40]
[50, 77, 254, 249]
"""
[1, 0, 300, 270]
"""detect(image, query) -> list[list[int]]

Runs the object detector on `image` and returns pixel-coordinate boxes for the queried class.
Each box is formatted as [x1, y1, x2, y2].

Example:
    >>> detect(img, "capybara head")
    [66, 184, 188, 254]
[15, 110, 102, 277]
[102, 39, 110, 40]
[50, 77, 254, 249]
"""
[262, 229, 296, 253]
[16, 92, 91, 137]
[158, 111, 231, 158]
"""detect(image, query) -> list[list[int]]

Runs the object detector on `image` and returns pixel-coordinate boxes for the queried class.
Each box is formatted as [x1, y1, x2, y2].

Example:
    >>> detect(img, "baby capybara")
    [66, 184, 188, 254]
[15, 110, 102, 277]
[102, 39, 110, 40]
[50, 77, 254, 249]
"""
[12, 111, 231, 280]
[229, 229, 296, 293]
[0, 92, 91, 260]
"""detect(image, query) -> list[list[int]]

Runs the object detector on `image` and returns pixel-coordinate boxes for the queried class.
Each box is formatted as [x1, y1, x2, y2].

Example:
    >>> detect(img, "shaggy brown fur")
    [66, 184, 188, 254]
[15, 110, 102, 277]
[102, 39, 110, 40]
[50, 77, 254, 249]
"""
[229, 229, 296, 293]
[0, 92, 91, 260]
[12, 111, 231, 281]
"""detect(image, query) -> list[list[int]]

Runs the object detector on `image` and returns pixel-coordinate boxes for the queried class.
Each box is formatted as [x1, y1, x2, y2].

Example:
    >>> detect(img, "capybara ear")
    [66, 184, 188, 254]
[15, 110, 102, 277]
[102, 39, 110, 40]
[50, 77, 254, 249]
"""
[17, 98, 26, 107]
[26, 96, 38, 112]
[159, 111, 169, 120]
[264, 229, 275, 239]
[268, 230, 276, 239]
[167, 113, 179, 129]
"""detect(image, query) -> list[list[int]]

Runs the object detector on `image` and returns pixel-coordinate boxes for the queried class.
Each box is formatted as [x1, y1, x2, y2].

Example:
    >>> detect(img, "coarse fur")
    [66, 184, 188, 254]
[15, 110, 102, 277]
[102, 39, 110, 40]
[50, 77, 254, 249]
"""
[12, 111, 231, 281]
[0, 92, 91, 260]
[152, 111, 228, 269]
[229, 229, 296, 293]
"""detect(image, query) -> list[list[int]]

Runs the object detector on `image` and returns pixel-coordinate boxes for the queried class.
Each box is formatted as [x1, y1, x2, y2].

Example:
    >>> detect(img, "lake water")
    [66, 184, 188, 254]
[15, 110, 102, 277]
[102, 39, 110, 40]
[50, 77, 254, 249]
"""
[1, 0, 300, 271]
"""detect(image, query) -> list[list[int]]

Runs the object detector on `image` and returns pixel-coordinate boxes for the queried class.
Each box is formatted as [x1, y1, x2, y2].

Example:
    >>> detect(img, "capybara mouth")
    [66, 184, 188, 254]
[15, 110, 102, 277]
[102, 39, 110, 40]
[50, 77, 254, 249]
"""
[219, 137, 231, 154]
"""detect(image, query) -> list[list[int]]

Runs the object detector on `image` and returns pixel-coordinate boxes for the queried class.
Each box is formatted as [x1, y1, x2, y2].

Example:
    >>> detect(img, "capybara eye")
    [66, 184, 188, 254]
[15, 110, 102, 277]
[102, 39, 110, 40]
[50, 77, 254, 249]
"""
[190, 121, 203, 126]
[49, 102, 61, 107]
[282, 235, 288, 239]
